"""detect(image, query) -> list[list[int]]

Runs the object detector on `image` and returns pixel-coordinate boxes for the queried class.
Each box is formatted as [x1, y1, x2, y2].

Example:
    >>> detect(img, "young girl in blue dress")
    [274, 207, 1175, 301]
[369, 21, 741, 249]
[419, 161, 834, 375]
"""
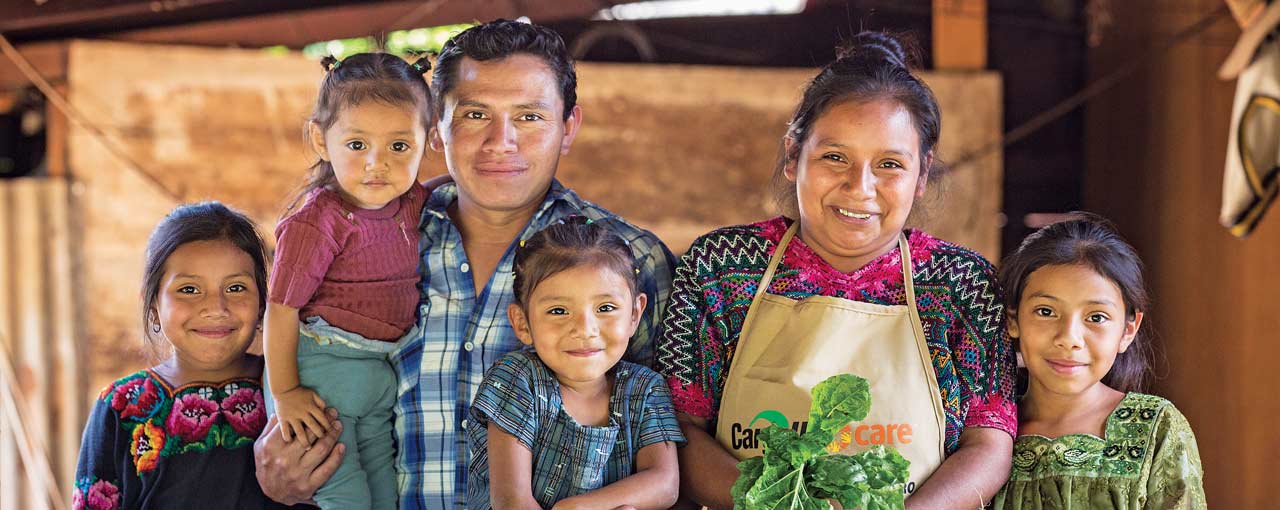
[467, 218, 685, 510]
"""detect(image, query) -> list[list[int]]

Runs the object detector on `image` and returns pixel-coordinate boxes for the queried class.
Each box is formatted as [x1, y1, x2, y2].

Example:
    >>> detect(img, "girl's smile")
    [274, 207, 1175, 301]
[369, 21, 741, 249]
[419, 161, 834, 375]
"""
[507, 264, 647, 394]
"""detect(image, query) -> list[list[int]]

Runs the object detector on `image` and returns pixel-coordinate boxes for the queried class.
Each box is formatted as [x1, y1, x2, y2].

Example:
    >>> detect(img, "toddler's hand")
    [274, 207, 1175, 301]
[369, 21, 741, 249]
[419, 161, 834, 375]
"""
[273, 386, 329, 443]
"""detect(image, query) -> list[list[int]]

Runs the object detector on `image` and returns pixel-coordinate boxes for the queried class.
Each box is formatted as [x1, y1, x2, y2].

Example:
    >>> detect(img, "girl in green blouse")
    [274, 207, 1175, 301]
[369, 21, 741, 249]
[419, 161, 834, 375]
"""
[993, 214, 1205, 509]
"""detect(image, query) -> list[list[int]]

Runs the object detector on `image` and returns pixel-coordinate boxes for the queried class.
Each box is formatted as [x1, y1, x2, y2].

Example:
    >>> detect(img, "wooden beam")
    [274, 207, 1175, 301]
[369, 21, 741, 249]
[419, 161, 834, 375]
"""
[45, 85, 67, 178]
[933, 0, 987, 70]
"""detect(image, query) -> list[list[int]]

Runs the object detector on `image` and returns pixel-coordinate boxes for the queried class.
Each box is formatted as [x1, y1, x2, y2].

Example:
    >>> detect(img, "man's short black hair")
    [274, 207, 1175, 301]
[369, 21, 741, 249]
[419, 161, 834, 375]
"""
[432, 19, 578, 120]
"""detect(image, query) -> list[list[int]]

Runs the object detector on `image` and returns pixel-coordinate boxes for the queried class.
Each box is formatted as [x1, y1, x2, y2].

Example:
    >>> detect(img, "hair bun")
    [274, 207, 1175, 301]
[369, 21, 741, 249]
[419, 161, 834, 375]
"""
[836, 31, 911, 71]
[320, 55, 340, 72]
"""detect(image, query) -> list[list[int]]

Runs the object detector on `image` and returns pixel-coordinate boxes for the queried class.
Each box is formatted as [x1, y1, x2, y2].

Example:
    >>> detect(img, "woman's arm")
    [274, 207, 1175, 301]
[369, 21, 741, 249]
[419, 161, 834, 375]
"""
[674, 414, 740, 510]
[905, 427, 1012, 510]
[553, 441, 680, 510]
[487, 422, 544, 510]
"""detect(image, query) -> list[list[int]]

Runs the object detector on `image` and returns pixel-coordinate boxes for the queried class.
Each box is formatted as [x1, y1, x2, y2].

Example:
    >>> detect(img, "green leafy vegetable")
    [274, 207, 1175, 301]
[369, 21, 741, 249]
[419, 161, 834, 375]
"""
[808, 374, 872, 439]
[732, 374, 909, 510]
[733, 457, 765, 509]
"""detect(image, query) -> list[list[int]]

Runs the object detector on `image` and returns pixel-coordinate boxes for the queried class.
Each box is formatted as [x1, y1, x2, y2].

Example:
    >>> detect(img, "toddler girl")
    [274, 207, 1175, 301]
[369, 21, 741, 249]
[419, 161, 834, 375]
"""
[263, 52, 431, 510]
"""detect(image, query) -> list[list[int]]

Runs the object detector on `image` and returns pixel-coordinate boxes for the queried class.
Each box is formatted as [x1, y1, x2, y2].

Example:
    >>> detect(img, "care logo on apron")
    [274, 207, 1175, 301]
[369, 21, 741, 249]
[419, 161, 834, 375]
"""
[714, 223, 947, 495]
[728, 409, 808, 450]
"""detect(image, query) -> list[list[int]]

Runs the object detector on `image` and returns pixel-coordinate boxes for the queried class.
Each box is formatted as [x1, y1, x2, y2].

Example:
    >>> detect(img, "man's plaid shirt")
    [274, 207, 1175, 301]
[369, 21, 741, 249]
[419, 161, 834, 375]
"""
[392, 180, 676, 510]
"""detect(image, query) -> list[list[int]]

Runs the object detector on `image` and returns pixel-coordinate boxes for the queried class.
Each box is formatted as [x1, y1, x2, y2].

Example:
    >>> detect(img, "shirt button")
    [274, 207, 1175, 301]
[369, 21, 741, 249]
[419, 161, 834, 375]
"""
[462, 419, 469, 430]
[464, 342, 474, 352]
[460, 262, 470, 273]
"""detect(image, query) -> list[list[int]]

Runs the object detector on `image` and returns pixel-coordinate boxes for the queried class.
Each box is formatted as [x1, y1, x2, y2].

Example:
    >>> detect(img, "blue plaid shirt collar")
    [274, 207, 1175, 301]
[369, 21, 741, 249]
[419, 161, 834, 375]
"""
[423, 178, 577, 226]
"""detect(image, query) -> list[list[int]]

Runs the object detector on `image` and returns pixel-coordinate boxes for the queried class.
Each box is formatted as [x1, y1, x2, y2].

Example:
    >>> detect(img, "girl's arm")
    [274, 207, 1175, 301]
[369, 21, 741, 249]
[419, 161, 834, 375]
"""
[487, 422, 545, 510]
[264, 302, 328, 442]
[904, 427, 1012, 510]
[673, 414, 739, 510]
[552, 441, 680, 510]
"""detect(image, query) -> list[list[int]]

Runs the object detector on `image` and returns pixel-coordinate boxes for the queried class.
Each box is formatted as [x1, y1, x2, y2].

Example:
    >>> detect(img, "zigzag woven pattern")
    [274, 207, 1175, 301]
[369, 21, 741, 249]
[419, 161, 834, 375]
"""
[654, 216, 1018, 452]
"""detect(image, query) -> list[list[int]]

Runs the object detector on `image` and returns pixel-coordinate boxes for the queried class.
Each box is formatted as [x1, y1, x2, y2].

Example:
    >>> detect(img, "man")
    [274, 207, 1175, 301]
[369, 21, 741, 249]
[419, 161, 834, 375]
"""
[254, 19, 676, 510]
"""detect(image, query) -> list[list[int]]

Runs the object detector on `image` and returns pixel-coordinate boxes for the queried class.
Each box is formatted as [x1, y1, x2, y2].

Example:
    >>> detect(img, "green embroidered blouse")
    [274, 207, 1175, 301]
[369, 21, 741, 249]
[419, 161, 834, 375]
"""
[992, 393, 1206, 510]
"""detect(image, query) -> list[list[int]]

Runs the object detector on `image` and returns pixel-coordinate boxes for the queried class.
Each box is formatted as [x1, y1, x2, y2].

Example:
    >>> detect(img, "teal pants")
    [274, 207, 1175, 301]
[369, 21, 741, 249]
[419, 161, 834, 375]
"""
[265, 317, 400, 510]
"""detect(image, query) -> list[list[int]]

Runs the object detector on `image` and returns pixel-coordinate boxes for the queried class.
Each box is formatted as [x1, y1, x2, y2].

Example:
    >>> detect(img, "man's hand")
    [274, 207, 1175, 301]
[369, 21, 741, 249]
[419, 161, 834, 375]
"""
[254, 409, 345, 504]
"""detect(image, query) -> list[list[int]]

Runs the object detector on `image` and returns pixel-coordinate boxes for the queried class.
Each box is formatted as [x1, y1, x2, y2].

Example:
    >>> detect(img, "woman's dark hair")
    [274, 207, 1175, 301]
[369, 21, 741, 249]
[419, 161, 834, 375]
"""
[512, 217, 638, 307]
[142, 202, 269, 353]
[998, 212, 1153, 393]
[432, 19, 577, 121]
[287, 52, 433, 213]
[771, 31, 942, 218]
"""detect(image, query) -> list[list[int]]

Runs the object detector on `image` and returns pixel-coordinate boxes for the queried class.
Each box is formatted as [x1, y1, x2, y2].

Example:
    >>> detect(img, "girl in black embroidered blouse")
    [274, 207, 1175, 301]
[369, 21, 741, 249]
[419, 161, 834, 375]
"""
[72, 202, 291, 510]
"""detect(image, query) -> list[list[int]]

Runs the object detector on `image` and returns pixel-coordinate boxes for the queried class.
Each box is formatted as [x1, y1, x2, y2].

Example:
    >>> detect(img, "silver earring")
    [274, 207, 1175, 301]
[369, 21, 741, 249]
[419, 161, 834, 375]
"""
[151, 323, 161, 333]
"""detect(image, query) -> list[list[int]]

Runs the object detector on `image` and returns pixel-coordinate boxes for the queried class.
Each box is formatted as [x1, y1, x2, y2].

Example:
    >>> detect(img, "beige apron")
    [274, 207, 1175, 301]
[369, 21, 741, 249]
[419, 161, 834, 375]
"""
[715, 223, 946, 495]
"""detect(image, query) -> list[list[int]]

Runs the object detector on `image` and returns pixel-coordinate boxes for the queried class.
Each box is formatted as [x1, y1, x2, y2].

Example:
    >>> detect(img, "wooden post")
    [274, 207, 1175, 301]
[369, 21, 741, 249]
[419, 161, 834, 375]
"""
[0, 183, 16, 510]
[933, 0, 988, 70]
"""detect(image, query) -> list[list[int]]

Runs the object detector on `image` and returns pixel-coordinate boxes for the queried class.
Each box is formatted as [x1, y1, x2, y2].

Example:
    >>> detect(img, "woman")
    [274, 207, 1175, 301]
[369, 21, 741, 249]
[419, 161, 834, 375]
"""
[655, 32, 1017, 509]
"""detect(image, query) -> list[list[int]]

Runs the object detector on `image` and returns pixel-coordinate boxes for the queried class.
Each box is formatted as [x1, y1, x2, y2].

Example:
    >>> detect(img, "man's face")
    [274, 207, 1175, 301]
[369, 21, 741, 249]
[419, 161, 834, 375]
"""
[431, 54, 582, 214]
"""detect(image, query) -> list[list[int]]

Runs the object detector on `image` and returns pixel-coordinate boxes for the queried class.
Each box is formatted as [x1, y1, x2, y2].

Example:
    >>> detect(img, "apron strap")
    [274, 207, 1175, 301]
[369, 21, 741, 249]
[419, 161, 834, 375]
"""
[748, 222, 799, 310]
[898, 234, 920, 317]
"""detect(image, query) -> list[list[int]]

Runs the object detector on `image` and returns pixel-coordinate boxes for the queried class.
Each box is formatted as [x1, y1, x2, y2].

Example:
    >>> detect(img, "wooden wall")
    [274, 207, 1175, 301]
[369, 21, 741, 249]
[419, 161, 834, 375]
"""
[1084, 1, 1279, 507]
[59, 39, 1002, 401]
[0, 37, 1001, 507]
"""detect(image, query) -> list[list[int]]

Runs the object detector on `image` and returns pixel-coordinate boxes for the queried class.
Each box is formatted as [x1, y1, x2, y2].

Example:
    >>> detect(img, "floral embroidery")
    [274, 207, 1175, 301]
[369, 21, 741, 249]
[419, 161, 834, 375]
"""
[108, 375, 166, 423]
[98, 371, 268, 476]
[130, 421, 166, 474]
[222, 386, 267, 438]
[1009, 393, 1169, 481]
[166, 393, 221, 443]
[73, 477, 120, 510]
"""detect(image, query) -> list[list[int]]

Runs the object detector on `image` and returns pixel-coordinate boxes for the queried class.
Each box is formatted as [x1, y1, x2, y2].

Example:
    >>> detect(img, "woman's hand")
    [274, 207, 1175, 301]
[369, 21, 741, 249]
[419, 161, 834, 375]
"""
[253, 411, 344, 504]
[673, 414, 739, 510]
[273, 385, 329, 442]
[904, 427, 1012, 510]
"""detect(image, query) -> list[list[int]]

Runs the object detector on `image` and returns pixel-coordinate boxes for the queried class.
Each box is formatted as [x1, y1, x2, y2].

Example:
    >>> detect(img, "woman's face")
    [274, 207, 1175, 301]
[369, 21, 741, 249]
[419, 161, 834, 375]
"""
[785, 98, 928, 273]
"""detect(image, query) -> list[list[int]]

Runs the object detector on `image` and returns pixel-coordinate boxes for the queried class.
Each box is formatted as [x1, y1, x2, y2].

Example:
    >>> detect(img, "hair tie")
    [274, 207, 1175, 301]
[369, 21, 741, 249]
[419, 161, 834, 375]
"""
[321, 55, 341, 72]
[411, 56, 433, 75]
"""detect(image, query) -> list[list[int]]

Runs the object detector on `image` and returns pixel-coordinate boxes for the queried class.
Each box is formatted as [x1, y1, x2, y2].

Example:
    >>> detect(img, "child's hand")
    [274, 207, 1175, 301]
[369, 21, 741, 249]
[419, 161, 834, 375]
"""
[273, 386, 329, 443]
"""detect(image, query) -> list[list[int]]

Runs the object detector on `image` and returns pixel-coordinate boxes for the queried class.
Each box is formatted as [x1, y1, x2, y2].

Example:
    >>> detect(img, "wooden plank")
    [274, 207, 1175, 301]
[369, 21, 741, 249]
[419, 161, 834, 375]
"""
[13, 179, 50, 509]
[46, 180, 77, 505]
[932, 0, 988, 70]
[0, 42, 67, 92]
[45, 86, 68, 178]
[0, 182, 17, 510]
